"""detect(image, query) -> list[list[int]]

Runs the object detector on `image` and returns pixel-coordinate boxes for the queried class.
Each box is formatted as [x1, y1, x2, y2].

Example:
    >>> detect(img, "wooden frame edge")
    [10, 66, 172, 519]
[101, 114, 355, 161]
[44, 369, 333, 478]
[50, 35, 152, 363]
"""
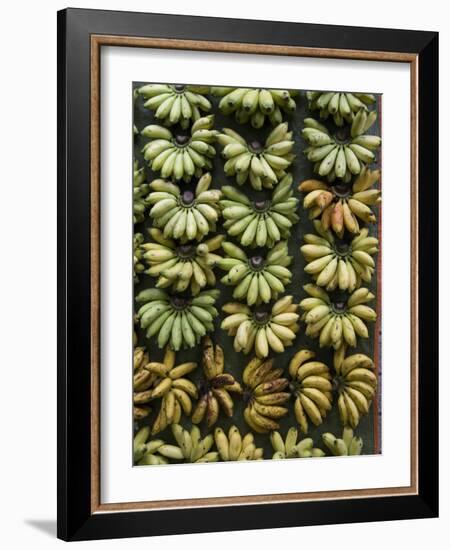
[89, 34, 419, 515]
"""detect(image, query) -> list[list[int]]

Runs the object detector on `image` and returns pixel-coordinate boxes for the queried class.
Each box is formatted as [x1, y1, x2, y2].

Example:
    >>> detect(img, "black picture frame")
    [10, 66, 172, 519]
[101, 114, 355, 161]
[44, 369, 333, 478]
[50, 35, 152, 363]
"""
[57, 7, 438, 541]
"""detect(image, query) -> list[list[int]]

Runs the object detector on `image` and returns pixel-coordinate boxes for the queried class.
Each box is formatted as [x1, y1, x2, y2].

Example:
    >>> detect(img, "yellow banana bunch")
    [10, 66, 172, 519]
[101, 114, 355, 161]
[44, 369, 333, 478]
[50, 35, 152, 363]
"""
[288, 349, 333, 433]
[133, 346, 154, 420]
[333, 345, 378, 429]
[301, 220, 378, 291]
[212, 87, 297, 128]
[171, 424, 219, 463]
[214, 425, 264, 461]
[136, 288, 220, 350]
[306, 91, 376, 126]
[221, 296, 300, 358]
[242, 357, 290, 433]
[270, 427, 325, 459]
[141, 230, 224, 295]
[147, 173, 221, 240]
[322, 427, 364, 456]
[220, 175, 299, 247]
[134, 348, 198, 434]
[141, 115, 217, 182]
[300, 284, 377, 350]
[217, 122, 295, 190]
[133, 426, 169, 465]
[138, 84, 211, 128]
[191, 337, 242, 427]
[218, 240, 292, 305]
[133, 161, 150, 223]
[302, 116, 381, 182]
[133, 233, 145, 282]
[298, 167, 381, 236]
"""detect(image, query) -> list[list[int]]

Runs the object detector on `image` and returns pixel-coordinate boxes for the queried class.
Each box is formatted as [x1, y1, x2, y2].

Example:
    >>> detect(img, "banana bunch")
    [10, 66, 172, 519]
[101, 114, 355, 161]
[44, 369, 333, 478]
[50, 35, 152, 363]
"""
[322, 427, 363, 456]
[220, 176, 299, 247]
[270, 427, 325, 459]
[214, 426, 264, 461]
[147, 173, 221, 240]
[288, 349, 333, 433]
[133, 346, 154, 420]
[133, 233, 145, 282]
[218, 241, 292, 305]
[298, 167, 381, 235]
[242, 357, 290, 432]
[133, 427, 169, 465]
[138, 84, 211, 128]
[191, 337, 242, 427]
[333, 345, 377, 428]
[301, 220, 378, 291]
[300, 285, 377, 349]
[217, 122, 295, 190]
[302, 115, 381, 182]
[211, 87, 297, 128]
[306, 91, 376, 126]
[221, 296, 300, 357]
[171, 424, 219, 463]
[141, 116, 217, 182]
[134, 161, 150, 223]
[141, 229, 224, 295]
[136, 348, 198, 434]
[136, 288, 220, 349]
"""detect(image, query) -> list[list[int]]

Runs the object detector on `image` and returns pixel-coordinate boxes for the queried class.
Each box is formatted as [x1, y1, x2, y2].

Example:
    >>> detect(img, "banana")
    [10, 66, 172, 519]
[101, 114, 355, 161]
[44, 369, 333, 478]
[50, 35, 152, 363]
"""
[322, 427, 364, 456]
[217, 123, 295, 189]
[306, 91, 376, 126]
[300, 285, 376, 349]
[191, 337, 241, 428]
[215, 426, 263, 461]
[222, 296, 299, 358]
[141, 116, 217, 182]
[212, 87, 297, 128]
[270, 427, 324, 459]
[298, 166, 381, 234]
[136, 288, 220, 350]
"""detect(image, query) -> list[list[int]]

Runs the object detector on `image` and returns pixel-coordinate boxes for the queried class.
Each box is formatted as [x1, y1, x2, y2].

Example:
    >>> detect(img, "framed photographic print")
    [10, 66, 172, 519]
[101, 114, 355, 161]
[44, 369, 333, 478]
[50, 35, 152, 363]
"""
[57, 8, 439, 541]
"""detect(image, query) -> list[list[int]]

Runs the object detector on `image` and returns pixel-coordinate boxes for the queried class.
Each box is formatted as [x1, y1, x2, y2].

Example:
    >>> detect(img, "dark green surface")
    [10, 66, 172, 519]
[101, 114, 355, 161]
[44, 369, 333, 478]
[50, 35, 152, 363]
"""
[133, 83, 381, 460]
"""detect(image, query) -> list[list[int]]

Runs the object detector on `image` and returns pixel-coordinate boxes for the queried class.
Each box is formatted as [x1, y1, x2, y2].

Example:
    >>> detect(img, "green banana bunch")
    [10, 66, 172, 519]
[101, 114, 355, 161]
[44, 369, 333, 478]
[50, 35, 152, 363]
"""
[306, 91, 376, 126]
[141, 229, 224, 295]
[217, 122, 295, 189]
[221, 296, 300, 357]
[171, 424, 219, 463]
[146, 173, 221, 240]
[133, 233, 145, 282]
[242, 357, 290, 433]
[298, 167, 381, 235]
[134, 161, 150, 223]
[135, 348, 199, 434]
[218, 241, 292, 305]
[302, 115, 381, 182]
[333, 344, 378, 429]
[138, 84, 211, 128]
[211, 87, 297, 128]
[133, 426, 170, 465]
[135, 288, 220, 350]
[141, 115, 217, 182]
[300, 284, 377, 350]
[214, 426, 264, 461]
[133, 346, 154, 420]
[322, 427, 364, 456]
[301, 220, 378, 291]
[288, 349, 333, 433]
[191, 337, 242, 427]
[270, 427, 325, 459]
[220, 176, 299, 247]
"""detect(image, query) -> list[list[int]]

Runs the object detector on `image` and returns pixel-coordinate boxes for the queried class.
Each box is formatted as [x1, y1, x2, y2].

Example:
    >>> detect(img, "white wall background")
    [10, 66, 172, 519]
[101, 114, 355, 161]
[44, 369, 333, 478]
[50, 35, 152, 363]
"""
[0, 1, 446, 547]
